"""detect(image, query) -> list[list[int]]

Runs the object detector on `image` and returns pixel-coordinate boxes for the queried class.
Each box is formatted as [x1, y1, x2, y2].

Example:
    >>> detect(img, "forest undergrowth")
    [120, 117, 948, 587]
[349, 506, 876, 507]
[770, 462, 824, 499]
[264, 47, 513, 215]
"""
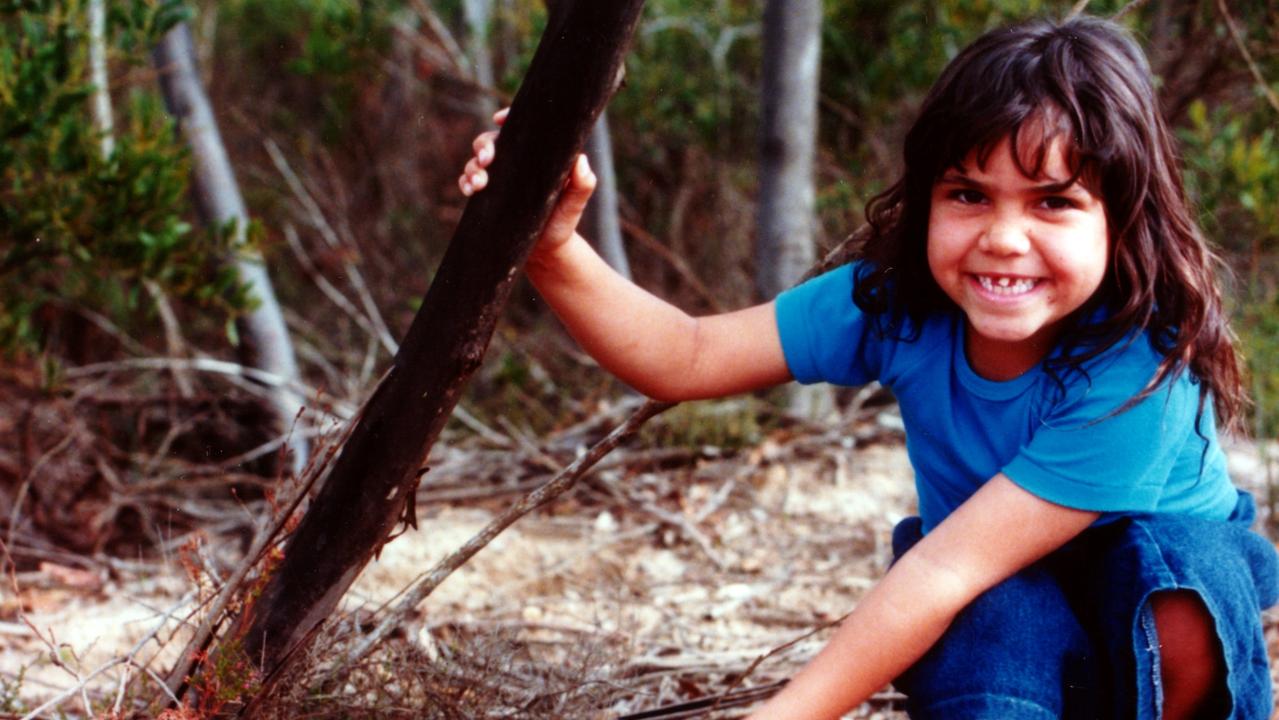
[1, 360, 1277, 719]
[0, 359, 920, 719]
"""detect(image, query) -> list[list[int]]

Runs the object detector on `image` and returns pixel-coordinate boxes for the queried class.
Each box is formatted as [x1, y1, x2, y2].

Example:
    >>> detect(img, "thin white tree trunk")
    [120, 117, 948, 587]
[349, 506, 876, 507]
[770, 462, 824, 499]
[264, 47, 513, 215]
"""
[89, 0, 196, 397]
[758, 0, 831, 419]
[582, 113, 631, 279]
[463, 0, 497, 117]
[153, 23, 308, 474]
[88, 0, 114, 158]
[757, 0, 820, 298]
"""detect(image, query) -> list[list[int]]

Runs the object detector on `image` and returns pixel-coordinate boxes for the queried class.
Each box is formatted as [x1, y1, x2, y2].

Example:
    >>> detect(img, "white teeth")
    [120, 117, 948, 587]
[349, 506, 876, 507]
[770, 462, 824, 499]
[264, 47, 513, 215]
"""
[977, 275, 1036, 295]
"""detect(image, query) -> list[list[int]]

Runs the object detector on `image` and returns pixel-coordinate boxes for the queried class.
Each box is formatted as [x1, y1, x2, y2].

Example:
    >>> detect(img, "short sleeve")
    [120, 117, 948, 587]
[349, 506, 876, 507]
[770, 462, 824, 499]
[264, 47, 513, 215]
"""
[1002, 348, 1197, 513]
[774, 264, 883, 387]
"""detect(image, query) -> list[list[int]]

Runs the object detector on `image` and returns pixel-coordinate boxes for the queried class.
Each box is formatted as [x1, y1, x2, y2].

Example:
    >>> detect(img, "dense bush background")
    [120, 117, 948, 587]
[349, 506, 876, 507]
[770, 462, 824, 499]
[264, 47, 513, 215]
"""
[3, 0, 1277, 427]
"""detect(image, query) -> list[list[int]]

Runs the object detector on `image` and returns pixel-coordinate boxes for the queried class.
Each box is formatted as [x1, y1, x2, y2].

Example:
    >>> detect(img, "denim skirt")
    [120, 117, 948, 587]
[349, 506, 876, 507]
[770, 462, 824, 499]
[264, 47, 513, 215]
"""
[891, 490, 1279, 719]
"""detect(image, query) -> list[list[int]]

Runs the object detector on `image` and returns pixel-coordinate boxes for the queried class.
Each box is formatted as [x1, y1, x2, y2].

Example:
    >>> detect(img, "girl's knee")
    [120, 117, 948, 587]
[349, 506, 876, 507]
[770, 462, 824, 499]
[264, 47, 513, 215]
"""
[898, 569, 1092, 715]
[1150, 590, 1228, 719]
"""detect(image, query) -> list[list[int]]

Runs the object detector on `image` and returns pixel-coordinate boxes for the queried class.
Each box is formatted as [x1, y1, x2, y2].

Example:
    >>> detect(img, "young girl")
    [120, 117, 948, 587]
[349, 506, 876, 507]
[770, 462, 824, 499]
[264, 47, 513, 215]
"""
[460, 15, 1279, 719]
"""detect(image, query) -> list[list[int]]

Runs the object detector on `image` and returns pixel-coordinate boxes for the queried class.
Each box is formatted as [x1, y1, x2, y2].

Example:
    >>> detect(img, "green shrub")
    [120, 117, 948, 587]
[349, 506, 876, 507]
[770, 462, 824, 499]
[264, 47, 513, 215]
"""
[1181, 100, 1279, 434]
[0, 0, 251, 355]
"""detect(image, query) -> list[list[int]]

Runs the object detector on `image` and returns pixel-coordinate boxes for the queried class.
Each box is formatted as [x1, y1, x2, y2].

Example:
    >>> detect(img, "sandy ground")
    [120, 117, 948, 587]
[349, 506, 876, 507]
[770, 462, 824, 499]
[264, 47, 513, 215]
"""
[2, 429, 1277, 718]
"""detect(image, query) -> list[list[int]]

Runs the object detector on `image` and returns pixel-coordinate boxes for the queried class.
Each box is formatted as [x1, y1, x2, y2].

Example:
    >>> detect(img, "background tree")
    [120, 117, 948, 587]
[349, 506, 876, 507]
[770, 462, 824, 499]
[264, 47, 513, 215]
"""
[758, 0, 831, 419]
[756, 0, 820, 302]
[154, 22, 309, 473]
[464, 0, 498, 118]
[583, 112, 633, 279]
[0, 0, 248, 357]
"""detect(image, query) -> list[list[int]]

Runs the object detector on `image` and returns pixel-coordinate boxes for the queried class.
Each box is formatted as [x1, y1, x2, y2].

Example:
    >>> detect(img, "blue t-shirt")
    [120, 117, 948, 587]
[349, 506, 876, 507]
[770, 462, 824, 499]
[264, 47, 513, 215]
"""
[776, 263, 1239, 532]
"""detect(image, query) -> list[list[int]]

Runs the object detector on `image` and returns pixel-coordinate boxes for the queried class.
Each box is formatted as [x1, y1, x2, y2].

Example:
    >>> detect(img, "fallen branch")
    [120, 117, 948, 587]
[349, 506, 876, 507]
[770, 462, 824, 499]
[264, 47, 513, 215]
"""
[64, 357, 350, 421]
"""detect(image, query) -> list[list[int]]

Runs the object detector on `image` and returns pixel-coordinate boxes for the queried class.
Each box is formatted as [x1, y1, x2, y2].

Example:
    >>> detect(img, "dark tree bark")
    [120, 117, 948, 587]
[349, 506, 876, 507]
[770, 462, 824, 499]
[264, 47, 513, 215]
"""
[226, 0, 647, 690]
[153, 24, 308, 473]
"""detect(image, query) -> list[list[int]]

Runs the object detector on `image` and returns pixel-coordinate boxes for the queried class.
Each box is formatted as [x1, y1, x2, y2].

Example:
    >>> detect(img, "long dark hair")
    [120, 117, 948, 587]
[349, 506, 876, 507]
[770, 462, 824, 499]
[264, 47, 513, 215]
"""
[855, 15, 1247, 433]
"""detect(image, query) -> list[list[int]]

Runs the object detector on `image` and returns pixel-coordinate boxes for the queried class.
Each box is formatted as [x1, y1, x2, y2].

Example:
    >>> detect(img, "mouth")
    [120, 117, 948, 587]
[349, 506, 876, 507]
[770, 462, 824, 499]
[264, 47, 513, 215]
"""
[973, 274, 1039, 297]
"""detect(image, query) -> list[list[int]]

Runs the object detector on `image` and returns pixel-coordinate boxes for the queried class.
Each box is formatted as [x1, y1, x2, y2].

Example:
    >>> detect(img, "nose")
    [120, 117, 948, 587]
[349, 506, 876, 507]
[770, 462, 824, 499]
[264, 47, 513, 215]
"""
[978, 216, 1031, 256]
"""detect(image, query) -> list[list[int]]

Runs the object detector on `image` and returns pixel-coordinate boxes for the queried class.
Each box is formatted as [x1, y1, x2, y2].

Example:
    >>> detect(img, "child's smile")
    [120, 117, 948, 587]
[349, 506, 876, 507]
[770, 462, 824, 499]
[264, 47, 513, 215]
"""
[927, 136, 1109, 380]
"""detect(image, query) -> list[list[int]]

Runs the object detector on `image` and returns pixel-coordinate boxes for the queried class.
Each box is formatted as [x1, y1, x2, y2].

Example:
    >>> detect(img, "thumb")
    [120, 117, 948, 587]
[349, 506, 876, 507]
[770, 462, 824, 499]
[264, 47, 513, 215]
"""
[543, 154, 597, 240]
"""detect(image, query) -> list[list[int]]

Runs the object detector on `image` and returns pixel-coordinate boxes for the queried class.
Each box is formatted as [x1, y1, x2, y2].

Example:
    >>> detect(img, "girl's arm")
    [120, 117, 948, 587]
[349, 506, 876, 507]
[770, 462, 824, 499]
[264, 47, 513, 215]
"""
[461, 114, 791, 401]
[748, 474, 1099, 720]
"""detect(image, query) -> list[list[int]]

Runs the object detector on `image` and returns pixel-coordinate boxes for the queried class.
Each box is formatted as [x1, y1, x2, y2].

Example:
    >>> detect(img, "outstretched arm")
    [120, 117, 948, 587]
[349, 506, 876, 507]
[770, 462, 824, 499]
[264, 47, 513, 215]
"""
[748, 474, 1099, 720]
[461, 111, 791, 401]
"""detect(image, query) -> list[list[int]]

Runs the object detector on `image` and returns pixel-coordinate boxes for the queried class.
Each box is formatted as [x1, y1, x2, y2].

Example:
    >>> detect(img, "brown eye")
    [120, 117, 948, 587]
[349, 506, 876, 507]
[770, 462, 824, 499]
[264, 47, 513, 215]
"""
[950, 189, 985, 205]
[1041, 196, 1077, 211]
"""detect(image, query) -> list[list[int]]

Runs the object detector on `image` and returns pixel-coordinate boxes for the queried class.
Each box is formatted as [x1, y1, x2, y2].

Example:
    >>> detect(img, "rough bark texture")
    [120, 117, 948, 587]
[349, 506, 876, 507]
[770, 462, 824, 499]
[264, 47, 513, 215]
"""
[583, 113, 632, 279]
[153, 24, 308, 474]
[230, 0, 648, 687]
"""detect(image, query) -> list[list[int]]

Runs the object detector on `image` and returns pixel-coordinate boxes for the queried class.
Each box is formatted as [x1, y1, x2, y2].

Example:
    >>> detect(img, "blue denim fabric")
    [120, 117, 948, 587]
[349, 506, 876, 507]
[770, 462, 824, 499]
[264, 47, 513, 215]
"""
[891, 491, 1279, 719]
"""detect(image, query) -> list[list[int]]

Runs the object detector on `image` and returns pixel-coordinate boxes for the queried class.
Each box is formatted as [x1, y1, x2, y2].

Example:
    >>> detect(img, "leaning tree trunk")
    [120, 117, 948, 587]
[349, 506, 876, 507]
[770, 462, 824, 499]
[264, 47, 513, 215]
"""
[223, 0, 648, 694]
[757, 0, 832, 419]
[153, 23, 308, 474]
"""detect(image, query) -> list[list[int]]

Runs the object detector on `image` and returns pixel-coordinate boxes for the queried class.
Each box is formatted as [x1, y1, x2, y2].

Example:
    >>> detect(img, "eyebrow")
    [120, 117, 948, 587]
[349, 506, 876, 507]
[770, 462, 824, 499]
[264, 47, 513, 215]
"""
[937, 172, 1084, 195]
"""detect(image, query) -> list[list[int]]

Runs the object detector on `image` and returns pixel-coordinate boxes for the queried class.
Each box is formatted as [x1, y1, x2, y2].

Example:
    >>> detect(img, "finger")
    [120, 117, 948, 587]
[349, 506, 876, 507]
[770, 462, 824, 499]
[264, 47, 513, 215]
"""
[473, 131, 496, 157]
[472, 130, 498, 152]
[474, 132, 500, 166]
[493, 107, 510, 126]
[460, 159, 489, 196]
[544, 155, 596, 236]
[568, 154, 597, 193]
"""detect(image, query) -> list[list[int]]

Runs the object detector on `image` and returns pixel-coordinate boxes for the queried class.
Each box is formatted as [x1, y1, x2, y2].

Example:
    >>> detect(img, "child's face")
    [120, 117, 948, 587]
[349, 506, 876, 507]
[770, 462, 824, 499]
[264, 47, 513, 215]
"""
[926, 135, 1109, 380]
